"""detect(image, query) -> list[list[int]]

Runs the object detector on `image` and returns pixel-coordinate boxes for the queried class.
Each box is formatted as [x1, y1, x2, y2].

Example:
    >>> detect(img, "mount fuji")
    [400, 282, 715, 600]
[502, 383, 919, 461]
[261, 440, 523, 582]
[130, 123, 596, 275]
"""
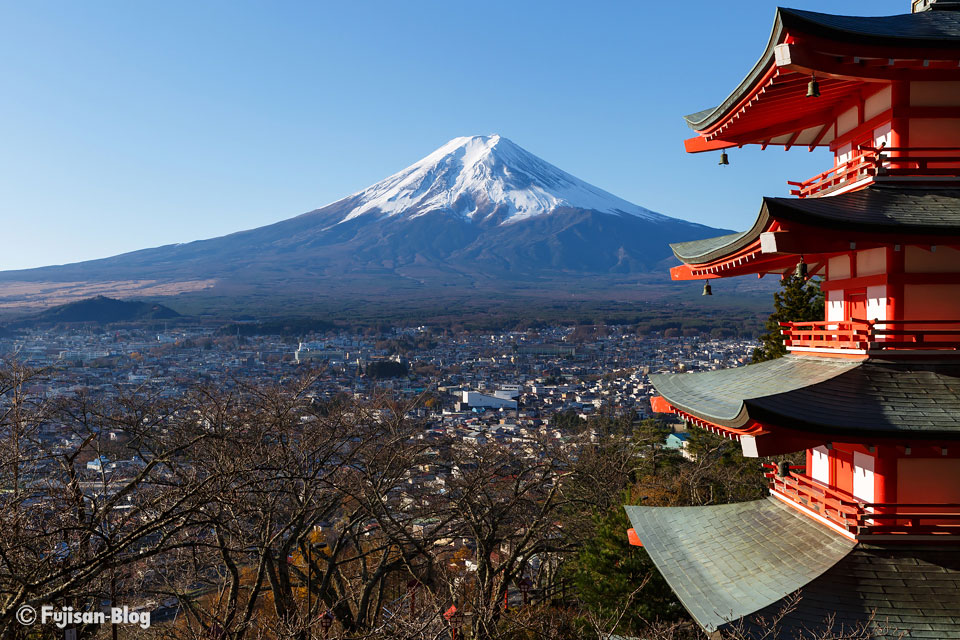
[338, 134, 669, 226]
[0, 135, 730, 310]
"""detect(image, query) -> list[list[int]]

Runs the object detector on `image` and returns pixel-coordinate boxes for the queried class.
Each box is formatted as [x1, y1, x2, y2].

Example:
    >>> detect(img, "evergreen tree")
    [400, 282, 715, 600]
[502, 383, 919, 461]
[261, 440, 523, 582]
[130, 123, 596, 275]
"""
[752, 274, 824, 363]
[568, 491, 685, 634]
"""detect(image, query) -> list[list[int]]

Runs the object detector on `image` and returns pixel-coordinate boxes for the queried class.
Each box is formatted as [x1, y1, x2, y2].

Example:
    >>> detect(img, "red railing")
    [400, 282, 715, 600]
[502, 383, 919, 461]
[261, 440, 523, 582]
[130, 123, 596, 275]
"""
[764, 466, 960, 538]
[788, 145, 960, 198]
[787, 155, 874, 198]
[781, 319, 960, 352]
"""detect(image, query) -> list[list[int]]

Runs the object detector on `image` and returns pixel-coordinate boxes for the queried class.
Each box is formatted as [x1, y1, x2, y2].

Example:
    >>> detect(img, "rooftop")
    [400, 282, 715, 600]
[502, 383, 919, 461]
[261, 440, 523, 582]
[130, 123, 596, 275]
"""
[685, 7, 960, 139]
[625, 496, 960, 638]
[624, 497, 855, 632]
[670, 184, 960, 266]
[650, 356, 960, 439]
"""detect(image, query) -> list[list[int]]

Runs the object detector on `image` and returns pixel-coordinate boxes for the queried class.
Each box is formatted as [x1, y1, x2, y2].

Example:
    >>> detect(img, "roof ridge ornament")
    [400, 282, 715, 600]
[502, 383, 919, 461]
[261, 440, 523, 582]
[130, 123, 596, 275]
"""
[913, 0, 960, 11]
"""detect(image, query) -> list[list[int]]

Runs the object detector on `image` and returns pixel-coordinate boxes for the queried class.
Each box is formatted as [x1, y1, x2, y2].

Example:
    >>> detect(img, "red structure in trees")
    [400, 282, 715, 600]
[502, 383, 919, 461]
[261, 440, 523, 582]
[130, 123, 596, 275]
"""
[626, 2, 960, 637]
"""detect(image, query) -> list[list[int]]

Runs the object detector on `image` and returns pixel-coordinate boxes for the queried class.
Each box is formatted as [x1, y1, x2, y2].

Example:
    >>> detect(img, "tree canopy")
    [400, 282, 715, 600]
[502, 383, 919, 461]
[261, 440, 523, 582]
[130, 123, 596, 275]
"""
[752, 275, 824, 363]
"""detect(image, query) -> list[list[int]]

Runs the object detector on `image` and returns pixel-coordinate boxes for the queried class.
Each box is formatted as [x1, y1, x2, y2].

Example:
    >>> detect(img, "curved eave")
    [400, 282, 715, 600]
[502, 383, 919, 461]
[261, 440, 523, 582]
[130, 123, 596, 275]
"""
[683, 8, 786, 131]
[623, 497, 856, 633]
[670, 209, 772, 264]
[649, 356, 858, 430]
[684, 7, 960, 135]
[650, 357, 960, 440]
[670, 186, 960, 274]
[765, 185, 960, 234]
[779, 7, 960, 50]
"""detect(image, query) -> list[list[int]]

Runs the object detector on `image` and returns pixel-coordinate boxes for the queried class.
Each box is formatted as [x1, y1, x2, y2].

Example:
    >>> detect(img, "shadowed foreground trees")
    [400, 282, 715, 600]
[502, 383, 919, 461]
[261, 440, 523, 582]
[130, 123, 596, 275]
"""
[0, 362, 892, 640]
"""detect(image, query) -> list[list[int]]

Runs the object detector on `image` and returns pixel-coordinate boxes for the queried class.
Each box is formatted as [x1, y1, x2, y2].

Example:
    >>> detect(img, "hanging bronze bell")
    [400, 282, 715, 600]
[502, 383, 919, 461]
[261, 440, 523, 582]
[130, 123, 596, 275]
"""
[718, 151, 729, 166]
[794, 258, 808, 279]
[702, 281, 713, 296]
[807, 76, 820, 98]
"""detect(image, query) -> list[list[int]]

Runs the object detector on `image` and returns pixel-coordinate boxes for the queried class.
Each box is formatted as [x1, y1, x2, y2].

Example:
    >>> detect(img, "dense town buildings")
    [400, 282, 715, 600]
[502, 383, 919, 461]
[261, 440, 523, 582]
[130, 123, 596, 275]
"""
[1, 323, 753, 418]
[0, 323, 754, 624]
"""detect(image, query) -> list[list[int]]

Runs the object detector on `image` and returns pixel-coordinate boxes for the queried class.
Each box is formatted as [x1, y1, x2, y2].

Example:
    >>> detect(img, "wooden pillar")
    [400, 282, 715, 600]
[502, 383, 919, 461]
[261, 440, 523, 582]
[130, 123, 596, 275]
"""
[886, 245, 906, 323]
[889, 81, 910, 158]
[873, 445, 898, 512]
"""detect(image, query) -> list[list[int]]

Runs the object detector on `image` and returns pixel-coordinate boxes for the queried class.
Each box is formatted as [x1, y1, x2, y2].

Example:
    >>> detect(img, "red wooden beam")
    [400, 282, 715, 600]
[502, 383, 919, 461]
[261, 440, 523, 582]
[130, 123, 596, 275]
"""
[707, 110, 836, 147]
[783, 130, 802, 151]
[828, 109, 893, 152]
[683, 136, 738, 154]
[808, 123, 832, 151]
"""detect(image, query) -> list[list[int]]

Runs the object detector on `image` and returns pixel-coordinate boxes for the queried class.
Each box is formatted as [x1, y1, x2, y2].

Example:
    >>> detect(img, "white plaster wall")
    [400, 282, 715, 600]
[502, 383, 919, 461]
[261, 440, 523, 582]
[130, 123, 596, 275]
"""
[853, 452, 875, 503]
[837, 107, 859, 137]
[828, 255, 851, 279]
[866, 285, 888, 322]
[811, 446, 830, 485]
[836, 142, 853, 166]
[865, 86, 892, 120]
[873, 122, 891, 149]
[857, 248, 886, 277]
[827, 290, 845, 322]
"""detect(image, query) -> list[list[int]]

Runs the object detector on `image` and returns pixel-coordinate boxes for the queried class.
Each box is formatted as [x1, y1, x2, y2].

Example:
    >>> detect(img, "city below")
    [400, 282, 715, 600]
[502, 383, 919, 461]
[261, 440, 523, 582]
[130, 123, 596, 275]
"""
[5, 322, 755, 430]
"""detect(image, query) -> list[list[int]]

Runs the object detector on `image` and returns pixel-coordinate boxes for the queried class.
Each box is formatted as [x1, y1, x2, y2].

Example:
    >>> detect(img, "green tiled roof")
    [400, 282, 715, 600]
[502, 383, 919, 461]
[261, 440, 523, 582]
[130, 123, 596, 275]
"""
[624, 497, 855, 632]
[739, 547, 960, 639]
[670, 186, 960, 265]
[650, 356, 960, 438]
[649, 356, 857, 428]
[669, 230, 756, 264]
[626, 497, 960, 638]
[765, 185, 960, 233]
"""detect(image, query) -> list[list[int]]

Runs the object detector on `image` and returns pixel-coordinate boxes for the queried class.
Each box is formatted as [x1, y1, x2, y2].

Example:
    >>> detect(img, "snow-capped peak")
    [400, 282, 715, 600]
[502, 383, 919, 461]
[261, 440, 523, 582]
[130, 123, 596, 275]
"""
[335, 134, 667, 225]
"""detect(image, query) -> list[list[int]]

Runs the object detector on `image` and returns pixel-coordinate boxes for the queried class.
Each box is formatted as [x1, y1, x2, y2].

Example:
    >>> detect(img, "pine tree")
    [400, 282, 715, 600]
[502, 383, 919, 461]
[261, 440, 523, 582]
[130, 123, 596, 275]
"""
[567, 491, 685, 634]
[752, 274, 825, 363]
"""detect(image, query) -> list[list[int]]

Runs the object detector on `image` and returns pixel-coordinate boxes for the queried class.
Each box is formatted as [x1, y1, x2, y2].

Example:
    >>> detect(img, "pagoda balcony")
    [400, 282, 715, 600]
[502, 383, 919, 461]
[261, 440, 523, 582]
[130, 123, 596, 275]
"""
[764, 465, 960, 542]
[780, 319, 960, 354]
[788, 146, 960, 199]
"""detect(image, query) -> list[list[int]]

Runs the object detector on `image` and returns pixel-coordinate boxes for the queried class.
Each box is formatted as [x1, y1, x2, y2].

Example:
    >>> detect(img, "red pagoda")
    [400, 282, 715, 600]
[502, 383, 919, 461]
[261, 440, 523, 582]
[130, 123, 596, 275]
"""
[625, 2, 960, 637]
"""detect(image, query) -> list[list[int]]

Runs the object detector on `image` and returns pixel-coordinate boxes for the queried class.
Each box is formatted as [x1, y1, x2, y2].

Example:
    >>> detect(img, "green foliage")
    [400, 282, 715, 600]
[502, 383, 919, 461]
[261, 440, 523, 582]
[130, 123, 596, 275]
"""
[683, 430, 768, 503]
[551, 409, 586, 432]
[218, 317, 336, 337]
[365, 359, 408, 379]
[568, 492, 685, 634]
[752, 275, 824, 363]
[632, 418, 672, 462]
[586, 406, 638, 437]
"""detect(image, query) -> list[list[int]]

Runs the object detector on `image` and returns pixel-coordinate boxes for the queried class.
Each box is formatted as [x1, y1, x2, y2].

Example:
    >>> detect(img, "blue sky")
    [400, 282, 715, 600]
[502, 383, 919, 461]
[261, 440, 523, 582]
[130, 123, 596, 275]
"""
[0, 0, 907, 270]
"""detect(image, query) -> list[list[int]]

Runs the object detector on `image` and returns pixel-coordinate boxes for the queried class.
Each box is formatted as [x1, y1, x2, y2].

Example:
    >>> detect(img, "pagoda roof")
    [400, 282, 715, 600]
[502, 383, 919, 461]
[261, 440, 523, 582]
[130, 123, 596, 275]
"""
[781, 7, 960, 46]
[683, 7, 960, 151]
[670, 184, 960, 265]
[740, 546, 960, 639]
[624, 496, 855, 632]
[650, 356, 960, 439]
[625, 497, 960, 638]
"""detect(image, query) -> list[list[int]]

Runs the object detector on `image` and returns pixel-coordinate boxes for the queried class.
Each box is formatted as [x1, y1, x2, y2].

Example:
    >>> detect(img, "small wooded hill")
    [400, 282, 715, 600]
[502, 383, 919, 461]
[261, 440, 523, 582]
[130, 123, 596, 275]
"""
[18, 295, 180, 326]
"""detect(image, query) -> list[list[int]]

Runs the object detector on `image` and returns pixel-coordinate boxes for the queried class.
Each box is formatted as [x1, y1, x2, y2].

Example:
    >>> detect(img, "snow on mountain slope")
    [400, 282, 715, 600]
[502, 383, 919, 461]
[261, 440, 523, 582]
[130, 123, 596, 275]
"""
[335, 134, 669, 225]
[0, 133, 733, 300]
